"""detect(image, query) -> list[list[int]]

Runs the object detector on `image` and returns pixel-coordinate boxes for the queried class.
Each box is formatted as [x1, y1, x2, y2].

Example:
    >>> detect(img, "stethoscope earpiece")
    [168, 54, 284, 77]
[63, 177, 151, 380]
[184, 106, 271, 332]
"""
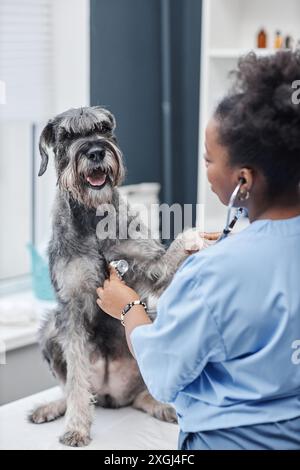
[217, 180, 248, 243]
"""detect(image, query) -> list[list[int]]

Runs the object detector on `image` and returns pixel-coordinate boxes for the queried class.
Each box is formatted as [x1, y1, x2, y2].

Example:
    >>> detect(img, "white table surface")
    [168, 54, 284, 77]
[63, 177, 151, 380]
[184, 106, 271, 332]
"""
[0, 290, 56, 352]
[0, 387, 179, 450]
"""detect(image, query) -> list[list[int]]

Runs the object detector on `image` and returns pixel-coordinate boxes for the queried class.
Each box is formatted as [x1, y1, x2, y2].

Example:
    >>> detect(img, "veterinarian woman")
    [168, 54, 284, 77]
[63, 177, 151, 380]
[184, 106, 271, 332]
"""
[96, 51, 300, 450]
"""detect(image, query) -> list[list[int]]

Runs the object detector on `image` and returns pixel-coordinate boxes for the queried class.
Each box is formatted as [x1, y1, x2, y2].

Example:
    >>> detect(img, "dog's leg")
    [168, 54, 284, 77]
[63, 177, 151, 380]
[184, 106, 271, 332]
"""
[151, 236, 189, 294]
[29, 398, 67, 424]
[107, 235, 190, 296]
[59, 328, 94, 447]
[52, 256, 106, 447]
[29, 313, 68, 425]
[132, 390, 177, 423]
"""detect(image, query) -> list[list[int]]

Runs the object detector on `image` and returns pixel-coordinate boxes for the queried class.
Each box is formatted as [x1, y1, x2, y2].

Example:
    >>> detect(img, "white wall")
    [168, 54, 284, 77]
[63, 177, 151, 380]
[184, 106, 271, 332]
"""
[35, 0, 90, 250]
[35, 0, 90, 252]
[52, 0, 90, 114]
[198, 0, 300, 232]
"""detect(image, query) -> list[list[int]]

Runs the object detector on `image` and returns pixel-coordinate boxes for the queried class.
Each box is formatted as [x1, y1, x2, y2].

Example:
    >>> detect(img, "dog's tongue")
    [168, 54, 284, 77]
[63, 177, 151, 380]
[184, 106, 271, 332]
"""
[86, 171, 106, 187]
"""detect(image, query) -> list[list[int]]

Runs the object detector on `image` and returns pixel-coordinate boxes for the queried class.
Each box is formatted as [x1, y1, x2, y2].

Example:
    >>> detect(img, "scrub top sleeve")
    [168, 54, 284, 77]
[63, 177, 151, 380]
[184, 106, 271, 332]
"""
[130, 257, 227, 403]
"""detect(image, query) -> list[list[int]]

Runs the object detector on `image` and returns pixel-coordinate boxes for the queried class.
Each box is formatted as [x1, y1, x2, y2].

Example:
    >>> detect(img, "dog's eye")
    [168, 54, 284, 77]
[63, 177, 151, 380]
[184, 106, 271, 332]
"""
[59, 129, 72, 140]
[101, 122, 111, 134]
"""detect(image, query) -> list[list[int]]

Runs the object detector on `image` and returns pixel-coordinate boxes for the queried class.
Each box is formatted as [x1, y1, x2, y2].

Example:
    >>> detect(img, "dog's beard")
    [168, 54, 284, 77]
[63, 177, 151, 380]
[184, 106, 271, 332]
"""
[58, 144, 125, 209]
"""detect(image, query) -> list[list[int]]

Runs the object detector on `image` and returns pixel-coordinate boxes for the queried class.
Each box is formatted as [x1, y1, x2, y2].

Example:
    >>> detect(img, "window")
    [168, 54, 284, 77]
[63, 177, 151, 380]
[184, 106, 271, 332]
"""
[0, 0, 54, 284]
[0, 0, 90, 292]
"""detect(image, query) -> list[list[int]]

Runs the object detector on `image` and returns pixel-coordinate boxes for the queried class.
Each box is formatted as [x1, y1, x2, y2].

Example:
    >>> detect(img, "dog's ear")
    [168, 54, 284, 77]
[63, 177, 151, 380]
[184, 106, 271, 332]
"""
[38, 120, 55, 176]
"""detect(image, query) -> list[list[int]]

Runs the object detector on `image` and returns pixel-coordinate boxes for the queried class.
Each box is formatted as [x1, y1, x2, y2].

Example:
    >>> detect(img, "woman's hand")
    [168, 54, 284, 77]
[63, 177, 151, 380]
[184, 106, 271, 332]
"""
[96, 266, 140, 320]
[201, 232, 222, 241]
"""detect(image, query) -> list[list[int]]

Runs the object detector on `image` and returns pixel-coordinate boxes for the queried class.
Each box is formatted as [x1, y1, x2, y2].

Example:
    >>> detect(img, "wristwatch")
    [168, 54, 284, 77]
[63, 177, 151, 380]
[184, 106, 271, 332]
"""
[120, 300, 148, 326]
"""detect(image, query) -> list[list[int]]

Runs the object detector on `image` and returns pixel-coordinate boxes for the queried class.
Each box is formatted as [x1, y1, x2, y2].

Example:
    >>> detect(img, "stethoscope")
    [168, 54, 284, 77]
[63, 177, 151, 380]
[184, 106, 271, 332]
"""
[216, 179, 248, 243]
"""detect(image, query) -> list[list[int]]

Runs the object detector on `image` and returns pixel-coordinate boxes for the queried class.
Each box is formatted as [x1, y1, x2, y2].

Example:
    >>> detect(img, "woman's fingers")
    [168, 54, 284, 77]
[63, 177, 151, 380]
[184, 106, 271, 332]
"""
[96, 267, 125, 299]
[109, 265, 126, 283]
[200, 232, 221, 241]
[109, 265, 120, 280]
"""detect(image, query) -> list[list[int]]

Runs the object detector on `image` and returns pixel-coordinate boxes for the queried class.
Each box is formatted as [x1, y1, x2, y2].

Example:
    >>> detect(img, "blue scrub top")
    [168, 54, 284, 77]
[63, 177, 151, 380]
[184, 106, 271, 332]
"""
[130, 215, 300, 433]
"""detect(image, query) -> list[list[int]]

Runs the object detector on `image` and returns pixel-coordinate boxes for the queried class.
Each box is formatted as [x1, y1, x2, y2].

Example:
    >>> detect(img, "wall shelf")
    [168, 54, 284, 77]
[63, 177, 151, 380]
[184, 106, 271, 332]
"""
[208, 48, 290, 60]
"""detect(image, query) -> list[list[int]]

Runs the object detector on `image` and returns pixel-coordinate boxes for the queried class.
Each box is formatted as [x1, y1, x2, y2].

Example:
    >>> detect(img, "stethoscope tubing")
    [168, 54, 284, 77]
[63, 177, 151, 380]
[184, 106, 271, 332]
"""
[217, 182, 247, 243]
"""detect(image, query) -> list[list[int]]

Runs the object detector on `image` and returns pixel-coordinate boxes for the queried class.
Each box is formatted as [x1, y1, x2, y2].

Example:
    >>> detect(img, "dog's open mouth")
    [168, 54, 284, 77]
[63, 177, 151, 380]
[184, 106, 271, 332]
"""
[85, 168, 107, 189]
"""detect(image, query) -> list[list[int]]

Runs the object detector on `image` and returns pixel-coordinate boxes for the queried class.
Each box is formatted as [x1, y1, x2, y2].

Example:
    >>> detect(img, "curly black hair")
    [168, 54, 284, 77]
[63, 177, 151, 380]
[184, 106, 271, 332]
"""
[215, 51, 300, 198]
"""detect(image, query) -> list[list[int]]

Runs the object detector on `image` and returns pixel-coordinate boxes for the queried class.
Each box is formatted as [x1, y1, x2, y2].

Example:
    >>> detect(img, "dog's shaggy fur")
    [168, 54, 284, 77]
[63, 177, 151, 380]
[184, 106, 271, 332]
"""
[28, 107, 191, 447]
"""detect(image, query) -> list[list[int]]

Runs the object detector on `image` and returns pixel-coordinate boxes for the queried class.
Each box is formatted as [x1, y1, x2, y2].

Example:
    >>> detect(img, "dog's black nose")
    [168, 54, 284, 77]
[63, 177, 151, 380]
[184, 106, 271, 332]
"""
[86, 147, 106, 162]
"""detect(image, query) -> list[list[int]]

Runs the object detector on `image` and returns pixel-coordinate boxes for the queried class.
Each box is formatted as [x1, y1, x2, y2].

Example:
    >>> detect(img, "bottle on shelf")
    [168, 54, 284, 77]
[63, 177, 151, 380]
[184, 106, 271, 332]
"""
[257, 28, 268, 49]
[257, 28, 267, 48]
[274, 31, 283, 49]
[285, 35, 294, 50]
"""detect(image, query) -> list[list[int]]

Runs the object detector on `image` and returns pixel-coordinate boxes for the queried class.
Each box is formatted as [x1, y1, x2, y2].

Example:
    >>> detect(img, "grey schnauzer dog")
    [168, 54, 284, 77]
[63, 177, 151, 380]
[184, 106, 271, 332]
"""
[29, 106, 191, 447]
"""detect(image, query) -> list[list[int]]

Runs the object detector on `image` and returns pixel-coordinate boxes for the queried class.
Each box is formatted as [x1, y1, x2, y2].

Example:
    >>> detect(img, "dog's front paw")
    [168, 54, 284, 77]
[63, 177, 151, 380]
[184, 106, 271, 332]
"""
[29, 406, 53, 424]
[29, 401, 66, 424]
[178, 228, 205, 253]
[59, 430, 91, 447]
[153, 403, 178, 424]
